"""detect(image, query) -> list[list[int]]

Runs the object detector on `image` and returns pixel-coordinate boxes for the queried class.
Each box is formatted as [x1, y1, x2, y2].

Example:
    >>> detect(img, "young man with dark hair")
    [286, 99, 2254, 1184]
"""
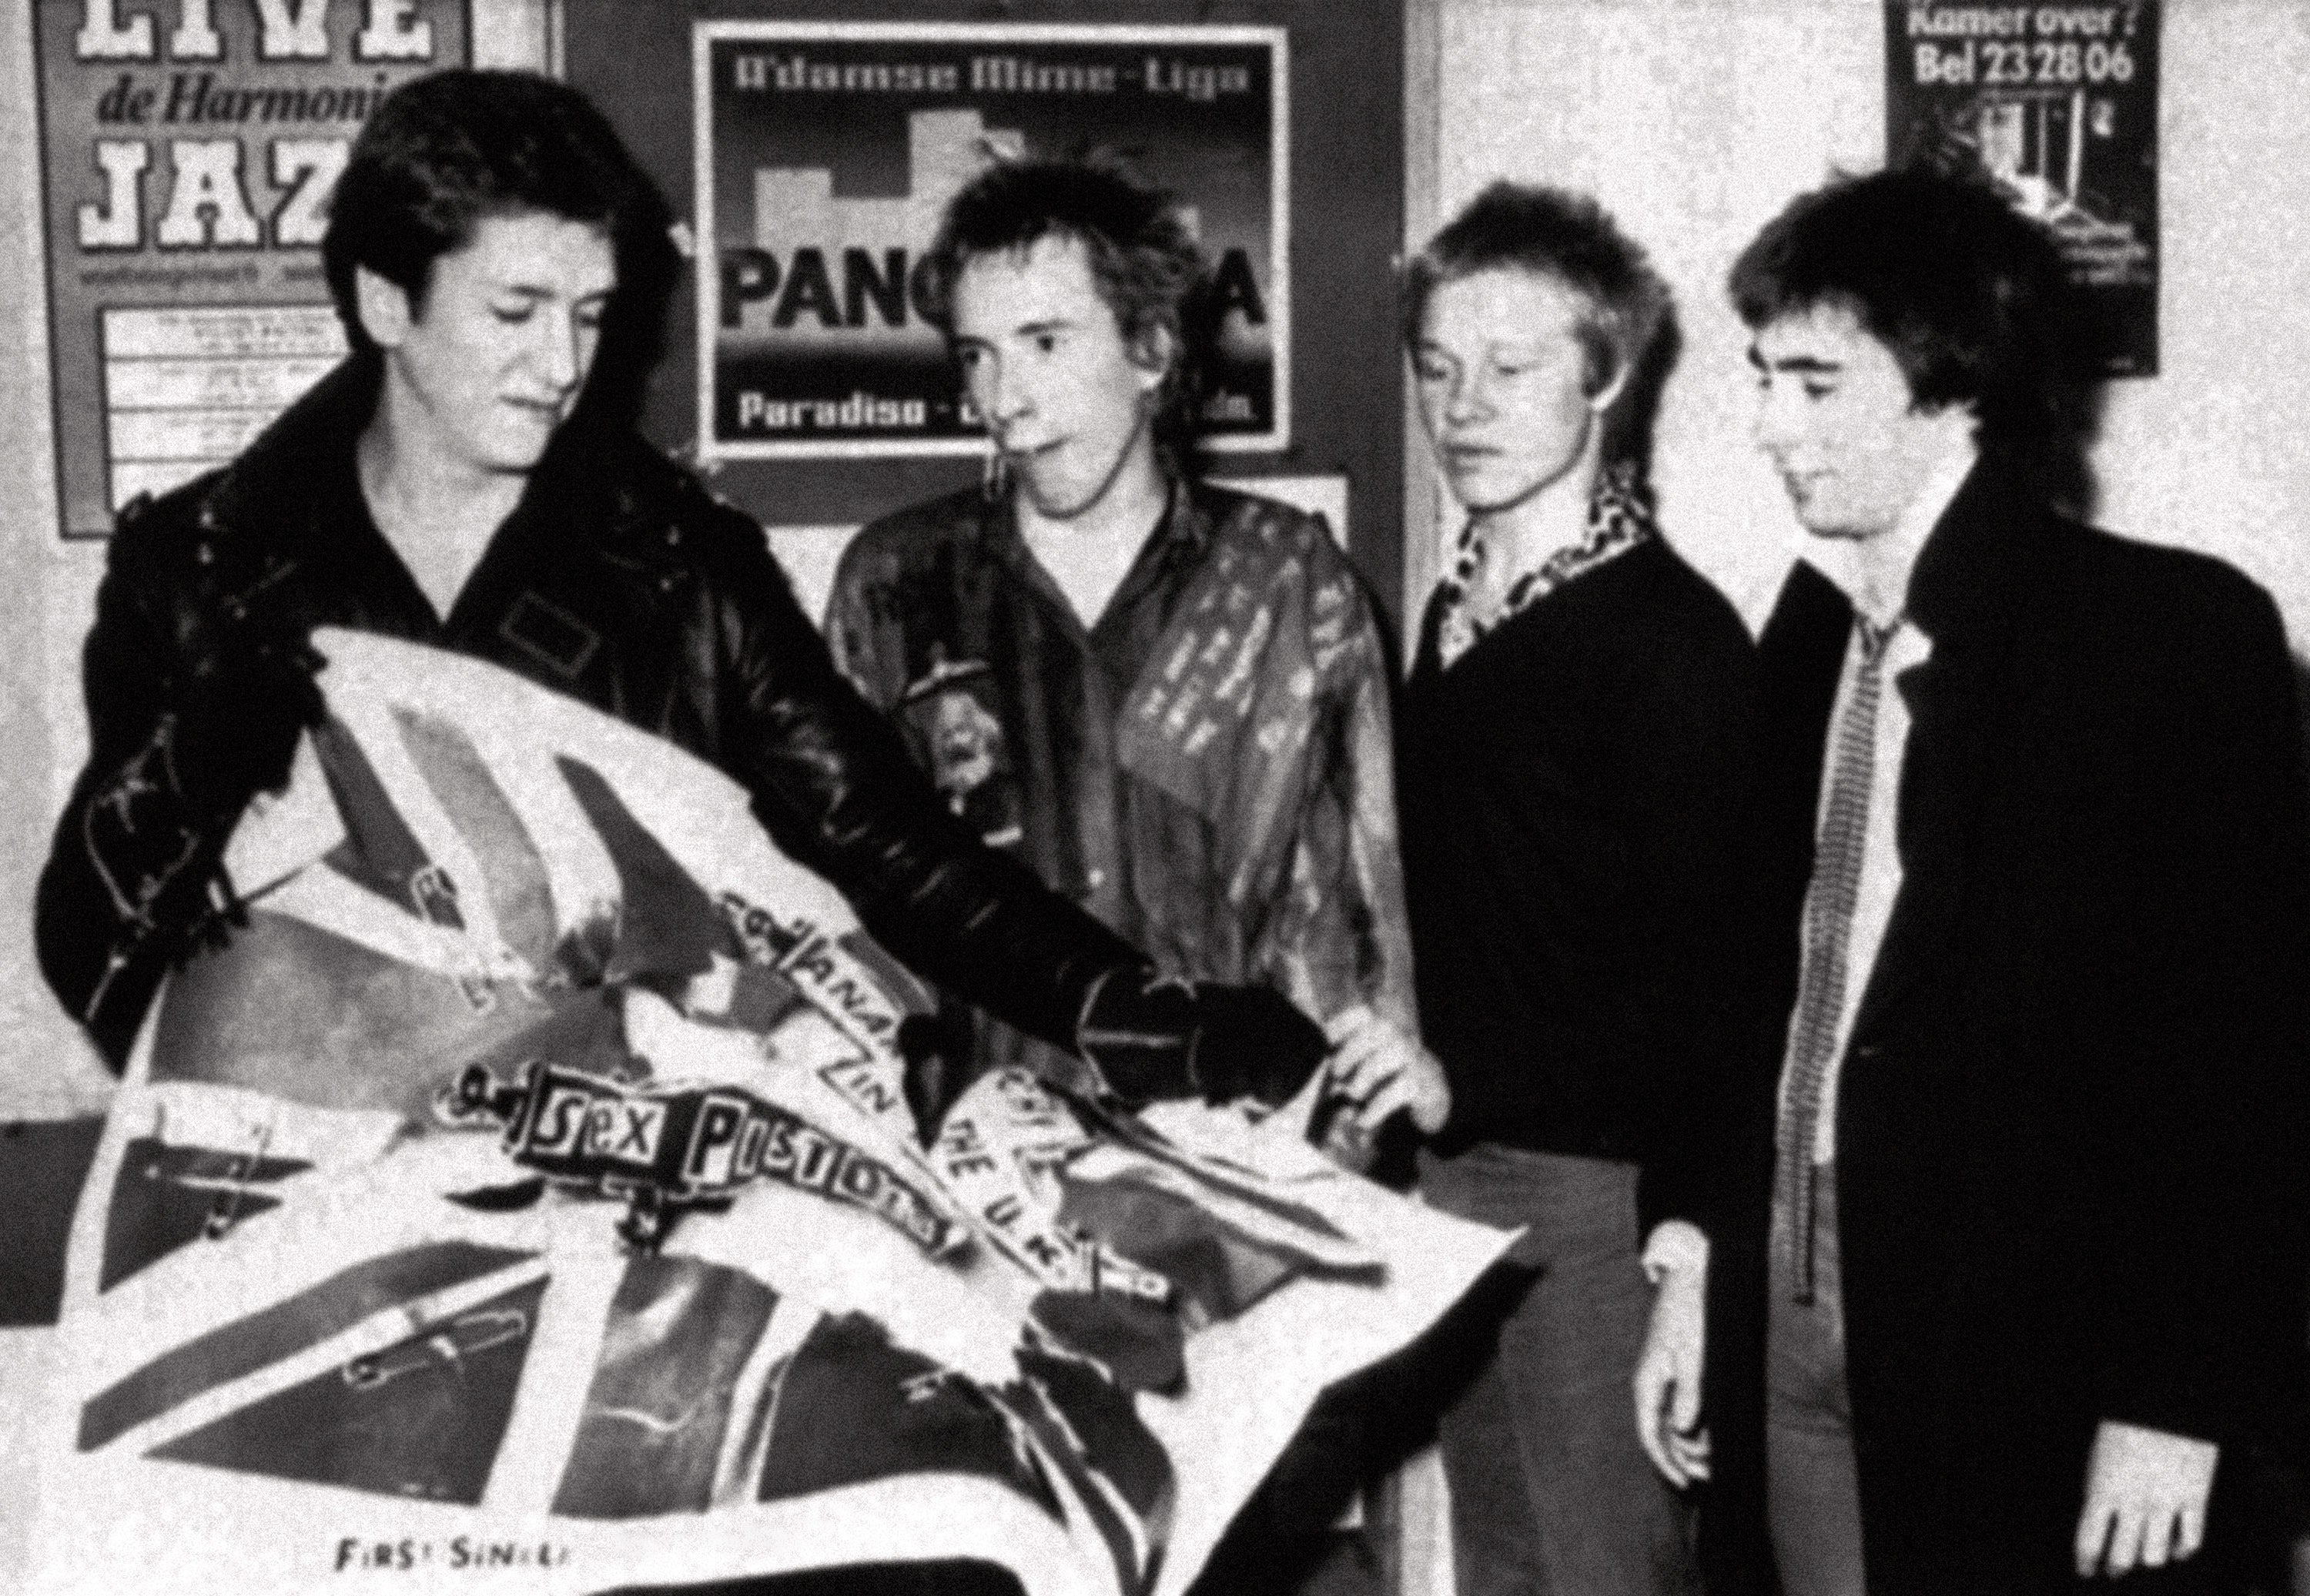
[37, 72, 1326, 1136]
[1699, 166, 2310, 1596]
[829, 159, 1441, 1149]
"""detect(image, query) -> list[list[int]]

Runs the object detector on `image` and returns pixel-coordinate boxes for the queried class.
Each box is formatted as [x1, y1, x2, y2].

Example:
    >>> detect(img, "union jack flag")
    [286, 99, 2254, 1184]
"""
[24, 631, 1511, 1596]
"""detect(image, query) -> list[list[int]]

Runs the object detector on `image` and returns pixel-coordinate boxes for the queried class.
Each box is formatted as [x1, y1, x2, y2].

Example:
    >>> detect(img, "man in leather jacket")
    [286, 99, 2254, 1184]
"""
[35, 69, 1324, 1131]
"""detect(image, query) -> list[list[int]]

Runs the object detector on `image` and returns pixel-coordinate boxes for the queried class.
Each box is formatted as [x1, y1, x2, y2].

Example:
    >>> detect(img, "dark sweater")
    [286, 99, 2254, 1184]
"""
[1399, 534, 1756, 1233]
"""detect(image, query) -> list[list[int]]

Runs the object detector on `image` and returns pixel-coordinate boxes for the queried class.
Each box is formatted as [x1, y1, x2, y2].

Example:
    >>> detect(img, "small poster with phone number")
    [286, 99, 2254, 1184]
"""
[1886, 1, 2159, 377]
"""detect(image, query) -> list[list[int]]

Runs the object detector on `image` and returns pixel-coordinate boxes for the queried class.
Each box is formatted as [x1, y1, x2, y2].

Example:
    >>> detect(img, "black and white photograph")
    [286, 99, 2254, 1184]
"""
[2, 4, 2308, 1596]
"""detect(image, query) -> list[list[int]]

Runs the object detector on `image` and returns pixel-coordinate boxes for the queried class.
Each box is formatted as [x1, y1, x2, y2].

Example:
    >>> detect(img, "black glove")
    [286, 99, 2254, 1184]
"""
[1076, 969, 1328, 1109]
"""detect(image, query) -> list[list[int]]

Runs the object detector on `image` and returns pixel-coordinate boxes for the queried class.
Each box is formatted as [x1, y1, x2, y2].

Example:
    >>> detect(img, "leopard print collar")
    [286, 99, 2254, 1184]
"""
[1434, 464, 1657, 669]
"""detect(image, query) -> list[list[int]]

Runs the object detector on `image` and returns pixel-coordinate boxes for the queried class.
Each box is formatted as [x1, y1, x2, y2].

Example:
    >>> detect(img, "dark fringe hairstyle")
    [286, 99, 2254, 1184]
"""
[321, 69, 677, 430]
[1728, 166, 2096, 509]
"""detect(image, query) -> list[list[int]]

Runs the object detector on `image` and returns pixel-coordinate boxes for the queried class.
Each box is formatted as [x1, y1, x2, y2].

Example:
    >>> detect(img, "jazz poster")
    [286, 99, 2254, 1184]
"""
[1887, 1, 2159, 376]
[694, 21, 1290, 460]
[32, 0, 471, 538]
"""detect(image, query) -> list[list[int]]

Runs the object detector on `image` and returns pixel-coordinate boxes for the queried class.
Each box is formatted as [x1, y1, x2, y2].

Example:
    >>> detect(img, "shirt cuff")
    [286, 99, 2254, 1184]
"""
[1640, 1218, 1710, 1286]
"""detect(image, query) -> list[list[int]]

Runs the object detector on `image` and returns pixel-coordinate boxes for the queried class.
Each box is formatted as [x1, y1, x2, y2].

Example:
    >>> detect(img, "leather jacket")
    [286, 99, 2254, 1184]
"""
[37, 354, 1144, 1068]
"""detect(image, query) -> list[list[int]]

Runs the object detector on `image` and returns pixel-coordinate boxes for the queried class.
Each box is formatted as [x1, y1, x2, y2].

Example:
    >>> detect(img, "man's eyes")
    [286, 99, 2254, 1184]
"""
[1412, 354, 1546, 383]
[1756, 373, 1838, 400]
[490, 301, 610, 328]
[957, 334, 1062, 363]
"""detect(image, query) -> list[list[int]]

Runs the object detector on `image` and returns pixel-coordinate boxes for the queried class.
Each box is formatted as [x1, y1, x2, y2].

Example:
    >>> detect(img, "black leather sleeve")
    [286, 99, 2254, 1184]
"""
[700, 503, 1147, 1054]
[35, 497, 239, 1067]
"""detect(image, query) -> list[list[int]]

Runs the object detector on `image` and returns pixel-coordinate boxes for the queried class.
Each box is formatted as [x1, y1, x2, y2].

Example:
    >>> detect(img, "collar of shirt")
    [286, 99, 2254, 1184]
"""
[986, 473, 1209, 637]
[1431, 463, 1656, 668]
[1796, 442, 1979, 631]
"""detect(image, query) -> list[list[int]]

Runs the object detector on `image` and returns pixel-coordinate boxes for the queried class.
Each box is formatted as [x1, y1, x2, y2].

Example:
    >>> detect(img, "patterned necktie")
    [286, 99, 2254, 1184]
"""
[1776, 614, 1899, 1303]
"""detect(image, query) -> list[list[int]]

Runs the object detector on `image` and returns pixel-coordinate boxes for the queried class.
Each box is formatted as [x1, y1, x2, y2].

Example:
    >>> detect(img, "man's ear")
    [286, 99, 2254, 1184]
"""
[1912, 395, 1981, 444]
[353, 265, 414, 351]
[1127, 320, 1175, 397]
[1587, 358, 1631, 417]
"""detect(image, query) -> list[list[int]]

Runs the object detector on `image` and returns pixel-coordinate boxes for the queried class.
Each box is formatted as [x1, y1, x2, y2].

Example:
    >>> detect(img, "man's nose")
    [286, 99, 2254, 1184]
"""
[1442, 370, 1491, 427]
[536, 312, 585, 393]
[1753, 383, 1799, 454]
[983, 357, 1031, 429]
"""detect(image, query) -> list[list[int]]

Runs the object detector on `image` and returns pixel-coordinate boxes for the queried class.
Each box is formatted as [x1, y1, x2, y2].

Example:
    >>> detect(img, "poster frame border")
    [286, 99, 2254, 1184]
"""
[1879, 0, 2159, 380]
[690, 18, 1293, 463]
[30, 0, 479, 540]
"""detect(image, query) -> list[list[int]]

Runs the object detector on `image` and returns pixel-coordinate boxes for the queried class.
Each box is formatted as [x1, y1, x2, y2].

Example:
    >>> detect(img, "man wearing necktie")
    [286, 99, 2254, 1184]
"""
[1672, 168, 2310, 1595]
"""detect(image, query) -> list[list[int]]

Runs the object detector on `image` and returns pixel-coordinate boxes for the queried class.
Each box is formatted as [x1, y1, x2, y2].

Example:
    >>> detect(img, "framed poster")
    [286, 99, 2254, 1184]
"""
[1887, 0, 2159, 376]
[32, 0, 473, 538]
[694, 21, 1289, 461]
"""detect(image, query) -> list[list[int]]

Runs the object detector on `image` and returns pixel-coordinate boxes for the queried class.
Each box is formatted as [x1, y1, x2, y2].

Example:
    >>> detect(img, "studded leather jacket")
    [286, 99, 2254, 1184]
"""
[36, 355, 1144, 1068]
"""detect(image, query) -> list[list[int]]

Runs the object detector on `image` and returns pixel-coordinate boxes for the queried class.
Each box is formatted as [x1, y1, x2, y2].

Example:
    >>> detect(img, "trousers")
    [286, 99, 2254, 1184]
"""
[1420, 1144, 1698, 1596]
[1766, 1163, 1867, 1596]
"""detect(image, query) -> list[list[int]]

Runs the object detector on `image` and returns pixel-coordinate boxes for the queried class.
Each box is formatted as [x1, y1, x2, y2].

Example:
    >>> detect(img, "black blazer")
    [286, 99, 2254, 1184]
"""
[1704, 462, 2310, 1596]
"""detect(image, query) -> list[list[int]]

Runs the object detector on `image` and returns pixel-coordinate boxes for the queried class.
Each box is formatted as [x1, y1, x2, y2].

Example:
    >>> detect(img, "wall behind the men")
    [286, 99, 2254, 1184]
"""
[1411, 0, 2310, 650]
[0, 4, 559, 1114]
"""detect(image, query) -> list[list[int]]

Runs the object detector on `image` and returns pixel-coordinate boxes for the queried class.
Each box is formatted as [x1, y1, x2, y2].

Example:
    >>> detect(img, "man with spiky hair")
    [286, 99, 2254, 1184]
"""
[1399, 179, 1749, 1596]
[830, 159, 1440, 1156]
[1699, 166, 2310, 1596]
[830, 156, 1443, 1596]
